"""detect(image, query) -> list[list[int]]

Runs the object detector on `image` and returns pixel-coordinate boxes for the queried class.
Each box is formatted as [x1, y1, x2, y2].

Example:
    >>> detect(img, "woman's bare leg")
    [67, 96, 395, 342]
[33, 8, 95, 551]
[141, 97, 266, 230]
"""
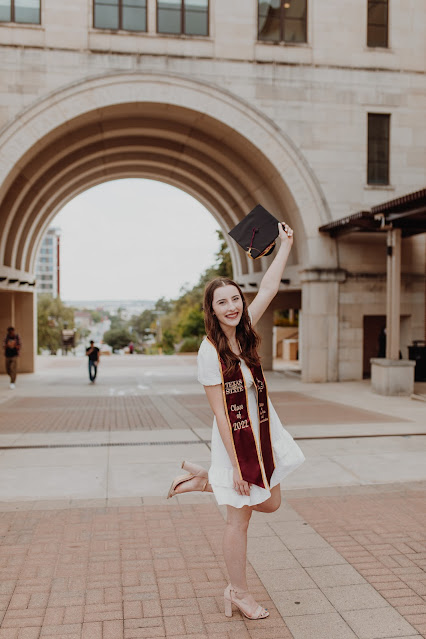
[223, 504, 268, 616]
[223, 505, 252, 590]
[252, 484, 281, 513]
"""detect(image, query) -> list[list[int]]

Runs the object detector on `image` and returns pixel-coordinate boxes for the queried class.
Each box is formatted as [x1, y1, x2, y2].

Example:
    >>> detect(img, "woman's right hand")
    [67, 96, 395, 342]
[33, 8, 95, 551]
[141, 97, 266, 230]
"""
[233, 467, 251, 496]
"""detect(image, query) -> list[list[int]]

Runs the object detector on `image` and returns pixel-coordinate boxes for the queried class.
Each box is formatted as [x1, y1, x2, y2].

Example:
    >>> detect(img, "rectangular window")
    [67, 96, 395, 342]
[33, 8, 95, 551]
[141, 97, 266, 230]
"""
[258, 0, 307, 43]
[93, 0, 146, 32]
[367, 0, 388, 47]
[157, 0, 208, 36]
[368, 113, 390, 185]
[0, 0, 40, 24]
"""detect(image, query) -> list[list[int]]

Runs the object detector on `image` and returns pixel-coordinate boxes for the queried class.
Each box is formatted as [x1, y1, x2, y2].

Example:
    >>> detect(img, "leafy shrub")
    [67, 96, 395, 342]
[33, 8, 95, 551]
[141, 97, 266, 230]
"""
[179, 336, 203, 352]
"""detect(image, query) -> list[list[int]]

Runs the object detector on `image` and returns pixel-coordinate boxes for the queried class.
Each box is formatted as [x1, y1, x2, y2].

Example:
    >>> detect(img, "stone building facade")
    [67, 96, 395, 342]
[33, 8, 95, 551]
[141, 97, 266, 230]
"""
[0, 0, 425, 380]
[35, 227, 60, 298]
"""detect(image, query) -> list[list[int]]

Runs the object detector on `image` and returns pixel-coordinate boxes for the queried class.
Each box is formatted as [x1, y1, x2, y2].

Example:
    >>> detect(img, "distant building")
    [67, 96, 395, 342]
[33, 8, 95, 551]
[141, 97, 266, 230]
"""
[35, 228, 61, 297]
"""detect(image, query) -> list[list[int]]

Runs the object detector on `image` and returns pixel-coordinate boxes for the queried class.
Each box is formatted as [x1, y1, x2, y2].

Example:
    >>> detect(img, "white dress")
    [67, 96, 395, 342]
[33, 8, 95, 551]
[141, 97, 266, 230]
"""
[197, 337, 305, 508]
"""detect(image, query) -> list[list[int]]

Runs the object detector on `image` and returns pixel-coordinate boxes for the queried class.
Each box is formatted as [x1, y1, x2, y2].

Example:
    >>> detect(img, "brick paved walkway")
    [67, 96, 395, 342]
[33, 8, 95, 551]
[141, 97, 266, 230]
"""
[288, 489, 426, 638]
[0, 392, 402, 434]
[0, 502, 292, 639]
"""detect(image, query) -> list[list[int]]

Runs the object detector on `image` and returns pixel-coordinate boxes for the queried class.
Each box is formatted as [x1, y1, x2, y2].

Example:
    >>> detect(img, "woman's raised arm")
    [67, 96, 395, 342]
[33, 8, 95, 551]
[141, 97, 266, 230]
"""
[248, 223, 293, 326]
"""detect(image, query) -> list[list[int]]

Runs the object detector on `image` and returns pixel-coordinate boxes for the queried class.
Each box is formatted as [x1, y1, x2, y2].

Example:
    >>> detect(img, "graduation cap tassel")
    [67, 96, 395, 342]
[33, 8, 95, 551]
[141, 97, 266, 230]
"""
[247, 227, 259, 257]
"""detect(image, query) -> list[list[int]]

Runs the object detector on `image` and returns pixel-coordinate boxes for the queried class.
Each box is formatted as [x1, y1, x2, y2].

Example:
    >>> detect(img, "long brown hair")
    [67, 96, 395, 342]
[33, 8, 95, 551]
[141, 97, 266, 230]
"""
[203, 278, 261, 375]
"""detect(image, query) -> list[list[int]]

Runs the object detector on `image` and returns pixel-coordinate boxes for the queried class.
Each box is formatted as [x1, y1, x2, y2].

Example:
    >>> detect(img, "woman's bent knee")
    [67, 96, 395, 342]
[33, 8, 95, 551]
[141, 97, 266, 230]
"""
[263, 500, 281, 513]
[254, 488, 281, 513]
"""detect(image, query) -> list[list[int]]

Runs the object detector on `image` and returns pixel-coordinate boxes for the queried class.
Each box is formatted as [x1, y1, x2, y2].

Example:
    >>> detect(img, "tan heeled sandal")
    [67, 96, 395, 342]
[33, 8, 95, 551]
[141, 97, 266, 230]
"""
[181, 460, 208, 478]
[166, 469, 209, 499]
[224, 584, 269, 620]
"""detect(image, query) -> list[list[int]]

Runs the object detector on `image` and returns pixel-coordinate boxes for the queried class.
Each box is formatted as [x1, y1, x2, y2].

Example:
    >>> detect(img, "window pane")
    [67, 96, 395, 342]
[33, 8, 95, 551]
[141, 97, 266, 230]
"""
[14, 0, 40, 24]
[367, 0, 388, 47]
[94, 2, 119, 28]
[284, 0, 307, 42]
[0, 0, 11, 22]
[284, 18, 306, 42]
[368, 114, 390, 185]
[369, 0, 387, 23]
[258, 0, 280, 41]
[184, 0, 207, 7]
[158, 1, 181, 34]
[122, 4, 146, 30]
[368, 24, 388, 47]
[184, 1, 208, 35]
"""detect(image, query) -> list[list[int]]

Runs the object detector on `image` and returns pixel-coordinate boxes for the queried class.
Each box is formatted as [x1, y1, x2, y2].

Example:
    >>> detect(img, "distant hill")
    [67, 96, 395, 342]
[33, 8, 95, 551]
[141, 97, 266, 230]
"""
[65, 300, 155, 314]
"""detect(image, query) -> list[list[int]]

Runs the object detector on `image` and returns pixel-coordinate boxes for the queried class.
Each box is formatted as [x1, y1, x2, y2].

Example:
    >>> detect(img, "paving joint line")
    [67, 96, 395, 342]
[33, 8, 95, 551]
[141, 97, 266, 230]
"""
[0, 440, 210, 450]
[0, 432, 425, 450]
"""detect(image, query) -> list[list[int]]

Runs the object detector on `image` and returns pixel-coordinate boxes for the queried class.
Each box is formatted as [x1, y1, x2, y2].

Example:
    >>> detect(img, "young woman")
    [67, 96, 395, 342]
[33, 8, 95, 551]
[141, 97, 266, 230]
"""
[167, 222, 305, 620]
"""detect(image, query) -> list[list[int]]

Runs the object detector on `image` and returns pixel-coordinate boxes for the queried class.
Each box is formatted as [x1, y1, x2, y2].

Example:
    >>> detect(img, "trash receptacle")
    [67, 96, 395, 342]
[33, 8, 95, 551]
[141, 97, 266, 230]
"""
[408, 340, 426, 382]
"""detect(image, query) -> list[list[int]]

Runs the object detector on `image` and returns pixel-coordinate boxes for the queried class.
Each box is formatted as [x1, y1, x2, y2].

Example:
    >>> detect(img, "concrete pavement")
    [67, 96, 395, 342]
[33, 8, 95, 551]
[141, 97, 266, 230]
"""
[0, 355, 425, 501]
[0, 354, 425, 639]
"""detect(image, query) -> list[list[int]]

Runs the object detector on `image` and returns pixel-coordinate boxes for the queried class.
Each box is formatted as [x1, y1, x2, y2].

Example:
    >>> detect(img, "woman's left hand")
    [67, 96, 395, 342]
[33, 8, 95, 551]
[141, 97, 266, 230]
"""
[278, 222, 294, 247]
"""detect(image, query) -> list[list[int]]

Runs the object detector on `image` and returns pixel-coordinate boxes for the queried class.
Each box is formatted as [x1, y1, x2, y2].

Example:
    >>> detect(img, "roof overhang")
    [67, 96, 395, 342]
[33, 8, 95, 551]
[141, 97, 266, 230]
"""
[319, 188, 426, 238]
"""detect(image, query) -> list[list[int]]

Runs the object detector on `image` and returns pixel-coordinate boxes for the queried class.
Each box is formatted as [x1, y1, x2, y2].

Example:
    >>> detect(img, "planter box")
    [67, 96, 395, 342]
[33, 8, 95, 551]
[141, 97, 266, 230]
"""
[370, 358, 416, 396]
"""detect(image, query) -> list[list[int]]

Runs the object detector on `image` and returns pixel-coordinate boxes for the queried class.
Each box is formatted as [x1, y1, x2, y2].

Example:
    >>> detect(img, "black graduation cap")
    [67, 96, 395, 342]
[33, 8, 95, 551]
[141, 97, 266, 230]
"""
[228, 204, 280, 260]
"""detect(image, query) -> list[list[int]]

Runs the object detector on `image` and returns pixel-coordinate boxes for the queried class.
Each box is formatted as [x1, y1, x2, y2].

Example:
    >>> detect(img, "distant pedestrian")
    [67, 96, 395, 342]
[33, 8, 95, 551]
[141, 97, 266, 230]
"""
[128, 341, 134, 354]
[86, 340, 100, 383]
[3, 326, 21, 389]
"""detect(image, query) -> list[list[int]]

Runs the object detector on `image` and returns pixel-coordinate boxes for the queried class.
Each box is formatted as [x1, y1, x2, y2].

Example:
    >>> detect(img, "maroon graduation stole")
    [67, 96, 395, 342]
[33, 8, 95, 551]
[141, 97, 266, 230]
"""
[219, 356, 275, 490]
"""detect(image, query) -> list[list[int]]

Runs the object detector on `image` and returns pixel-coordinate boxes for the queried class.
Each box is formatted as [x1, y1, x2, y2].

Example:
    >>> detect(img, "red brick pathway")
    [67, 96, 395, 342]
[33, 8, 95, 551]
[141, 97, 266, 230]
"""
[0, 391, 403, 434]
[0, 503, 293, 639]
[175, 392, 405, 426]
[288, 489, 426, 638]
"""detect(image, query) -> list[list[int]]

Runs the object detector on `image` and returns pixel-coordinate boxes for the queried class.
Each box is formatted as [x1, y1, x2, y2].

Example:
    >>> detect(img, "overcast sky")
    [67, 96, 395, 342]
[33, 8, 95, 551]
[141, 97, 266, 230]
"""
[54, 179, 221, 302]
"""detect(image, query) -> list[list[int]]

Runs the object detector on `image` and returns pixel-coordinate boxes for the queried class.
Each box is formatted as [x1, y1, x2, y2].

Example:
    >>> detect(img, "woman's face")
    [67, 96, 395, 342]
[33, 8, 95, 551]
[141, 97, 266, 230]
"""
[211, 285, 243, 330]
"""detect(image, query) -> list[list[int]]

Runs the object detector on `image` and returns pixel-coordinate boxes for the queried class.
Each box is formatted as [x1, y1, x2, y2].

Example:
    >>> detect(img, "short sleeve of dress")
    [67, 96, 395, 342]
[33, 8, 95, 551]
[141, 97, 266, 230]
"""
[197, 339, 222, 386]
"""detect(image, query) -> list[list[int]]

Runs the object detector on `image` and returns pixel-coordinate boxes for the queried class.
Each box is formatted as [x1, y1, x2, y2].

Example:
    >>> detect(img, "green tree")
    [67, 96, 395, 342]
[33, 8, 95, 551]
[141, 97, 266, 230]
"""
[179, 306, 205, 338]
[109, 307, 126, 331]
[90, 310, 103, 324]
[155, 297, 173, 313]
[103, 327, 133, 351]
[128, 309, 157, 341]
[213, 230, 233, 278]
[37, 295, 75, 354]
[161, 329, 176, 354]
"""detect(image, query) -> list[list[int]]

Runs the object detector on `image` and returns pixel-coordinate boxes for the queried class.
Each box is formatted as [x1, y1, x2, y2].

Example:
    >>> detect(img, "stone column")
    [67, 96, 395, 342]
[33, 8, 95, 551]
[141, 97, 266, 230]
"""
[257, 305, 274, 370]
[242, 291, 274, 370]
[371, 228, 414, 395]
[300, 269, 345, 382]
[0, 290, 35, 374]
[386, 228, 402, 359]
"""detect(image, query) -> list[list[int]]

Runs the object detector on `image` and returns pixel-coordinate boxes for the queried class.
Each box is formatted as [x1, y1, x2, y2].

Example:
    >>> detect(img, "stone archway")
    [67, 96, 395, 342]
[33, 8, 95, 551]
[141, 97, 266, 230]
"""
[0, 71, 337, 378]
